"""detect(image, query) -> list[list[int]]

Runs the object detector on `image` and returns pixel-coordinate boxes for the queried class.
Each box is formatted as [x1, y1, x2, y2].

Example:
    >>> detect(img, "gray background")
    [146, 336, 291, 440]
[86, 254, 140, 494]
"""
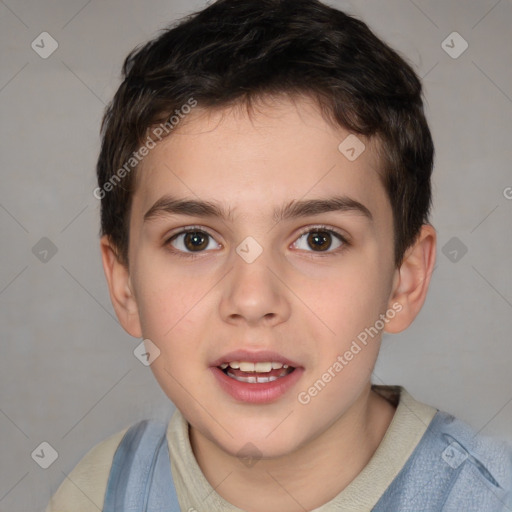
[1, 0, 511, 510]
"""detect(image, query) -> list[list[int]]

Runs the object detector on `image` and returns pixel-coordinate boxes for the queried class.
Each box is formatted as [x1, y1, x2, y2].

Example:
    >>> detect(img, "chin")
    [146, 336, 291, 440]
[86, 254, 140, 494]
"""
[224, 435, 300, 461]
[210, 419, 309, 460]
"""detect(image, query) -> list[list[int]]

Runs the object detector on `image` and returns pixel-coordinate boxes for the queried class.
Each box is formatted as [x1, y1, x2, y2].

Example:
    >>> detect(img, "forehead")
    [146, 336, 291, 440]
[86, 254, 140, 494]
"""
[133, 95, 390, 226]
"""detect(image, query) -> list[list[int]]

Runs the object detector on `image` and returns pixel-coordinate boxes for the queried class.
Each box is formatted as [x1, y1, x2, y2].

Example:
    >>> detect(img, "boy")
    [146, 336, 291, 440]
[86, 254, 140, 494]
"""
[46, 0, 512, 510]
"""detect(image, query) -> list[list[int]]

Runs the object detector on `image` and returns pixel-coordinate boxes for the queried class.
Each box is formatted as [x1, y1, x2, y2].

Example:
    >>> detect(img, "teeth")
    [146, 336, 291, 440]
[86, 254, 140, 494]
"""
[239, 361, 256, 372]
[257, 376, 279, 383]
[226, 371, 280, 383]
[219, 361, 290, 373]
[255, 362, 272, 372]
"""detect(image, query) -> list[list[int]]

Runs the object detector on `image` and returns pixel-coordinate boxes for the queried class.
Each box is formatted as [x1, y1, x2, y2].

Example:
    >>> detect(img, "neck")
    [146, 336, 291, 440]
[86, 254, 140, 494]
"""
[189, 385, 396, 512]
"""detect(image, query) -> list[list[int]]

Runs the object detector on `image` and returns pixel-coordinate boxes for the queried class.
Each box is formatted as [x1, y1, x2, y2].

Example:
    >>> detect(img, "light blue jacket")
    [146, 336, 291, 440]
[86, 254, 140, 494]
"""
[104, 410, 512, 511]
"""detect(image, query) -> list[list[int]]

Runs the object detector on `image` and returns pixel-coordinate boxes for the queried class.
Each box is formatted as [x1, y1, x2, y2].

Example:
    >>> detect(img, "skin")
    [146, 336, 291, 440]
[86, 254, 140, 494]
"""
[101, 94, 436, 511]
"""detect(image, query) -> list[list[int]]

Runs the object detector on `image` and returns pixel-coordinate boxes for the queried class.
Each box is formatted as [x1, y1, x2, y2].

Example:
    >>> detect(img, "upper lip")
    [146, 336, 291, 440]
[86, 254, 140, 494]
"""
[211, 350, 302, 368]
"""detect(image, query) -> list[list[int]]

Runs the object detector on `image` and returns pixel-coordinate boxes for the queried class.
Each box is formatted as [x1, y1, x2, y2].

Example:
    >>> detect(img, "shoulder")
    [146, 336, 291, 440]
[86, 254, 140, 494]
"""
[45, 423, 133, 512]
[377, 409, 512, 511]
[426, 411, 512, 486]
[426, 411, 512, 510]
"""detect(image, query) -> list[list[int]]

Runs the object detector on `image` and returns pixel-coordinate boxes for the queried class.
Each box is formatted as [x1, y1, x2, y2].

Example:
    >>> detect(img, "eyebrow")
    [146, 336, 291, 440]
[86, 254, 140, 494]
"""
[143, 194, 373, 224]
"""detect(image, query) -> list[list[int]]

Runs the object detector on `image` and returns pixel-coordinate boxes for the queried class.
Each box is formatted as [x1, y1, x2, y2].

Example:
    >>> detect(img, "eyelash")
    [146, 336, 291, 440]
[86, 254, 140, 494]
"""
[164, 224, 350, 259]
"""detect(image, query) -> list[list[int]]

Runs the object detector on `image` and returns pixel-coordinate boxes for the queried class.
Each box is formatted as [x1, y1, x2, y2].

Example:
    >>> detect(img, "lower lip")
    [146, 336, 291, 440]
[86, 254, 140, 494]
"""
[211, 366, 304, 404]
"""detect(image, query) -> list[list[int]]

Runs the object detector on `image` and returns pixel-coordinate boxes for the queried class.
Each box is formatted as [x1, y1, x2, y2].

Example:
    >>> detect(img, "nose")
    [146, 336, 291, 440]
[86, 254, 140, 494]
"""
[219, 243, 291, 327]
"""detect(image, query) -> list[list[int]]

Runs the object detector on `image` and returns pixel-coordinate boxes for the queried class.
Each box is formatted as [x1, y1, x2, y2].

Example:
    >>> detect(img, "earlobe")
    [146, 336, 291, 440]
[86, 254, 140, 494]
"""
[384, 224, 437, 334]
[100, 235, 142, 338]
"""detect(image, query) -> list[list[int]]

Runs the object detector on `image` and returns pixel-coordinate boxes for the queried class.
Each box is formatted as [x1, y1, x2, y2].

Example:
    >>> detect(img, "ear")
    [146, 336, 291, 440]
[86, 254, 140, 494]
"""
[384, 224, 436, 333]
[100, 235, 142, 338]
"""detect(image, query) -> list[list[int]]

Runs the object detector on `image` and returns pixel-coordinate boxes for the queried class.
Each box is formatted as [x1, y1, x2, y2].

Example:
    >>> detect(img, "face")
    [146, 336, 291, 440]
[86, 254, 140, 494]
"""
[121, 95, 400, 458]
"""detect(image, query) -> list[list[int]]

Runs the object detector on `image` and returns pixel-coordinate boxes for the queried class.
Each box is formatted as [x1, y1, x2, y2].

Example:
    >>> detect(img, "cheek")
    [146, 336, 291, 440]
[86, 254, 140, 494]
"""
[138, 299, 204, 376]
[134, 256, 212, 338]
[134, 266, 215, 383]
[140, 298, 210, 413]
[309, 259, 389, 344]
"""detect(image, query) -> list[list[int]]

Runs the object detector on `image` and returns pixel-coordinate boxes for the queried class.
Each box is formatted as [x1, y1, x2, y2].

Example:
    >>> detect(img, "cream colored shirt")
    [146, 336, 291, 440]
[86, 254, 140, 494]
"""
[46, 385, 437, 512]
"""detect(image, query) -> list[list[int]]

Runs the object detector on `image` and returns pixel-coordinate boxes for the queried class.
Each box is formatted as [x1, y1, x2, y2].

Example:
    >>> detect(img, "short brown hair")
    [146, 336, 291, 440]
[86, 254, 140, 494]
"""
[96, 0, 434, 267]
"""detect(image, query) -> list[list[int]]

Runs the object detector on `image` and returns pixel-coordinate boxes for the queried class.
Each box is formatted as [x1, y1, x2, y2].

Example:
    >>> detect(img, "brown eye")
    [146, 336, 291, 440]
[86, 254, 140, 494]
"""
[183, 231, 209, 251]
[293, 227, 346, 253]
[168, 230, 218, 253]
[307, 231, 332, 251]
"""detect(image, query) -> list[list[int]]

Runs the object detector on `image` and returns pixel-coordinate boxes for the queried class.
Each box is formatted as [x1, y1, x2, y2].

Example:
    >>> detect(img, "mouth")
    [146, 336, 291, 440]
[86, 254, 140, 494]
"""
[210, 352, 303, 403]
